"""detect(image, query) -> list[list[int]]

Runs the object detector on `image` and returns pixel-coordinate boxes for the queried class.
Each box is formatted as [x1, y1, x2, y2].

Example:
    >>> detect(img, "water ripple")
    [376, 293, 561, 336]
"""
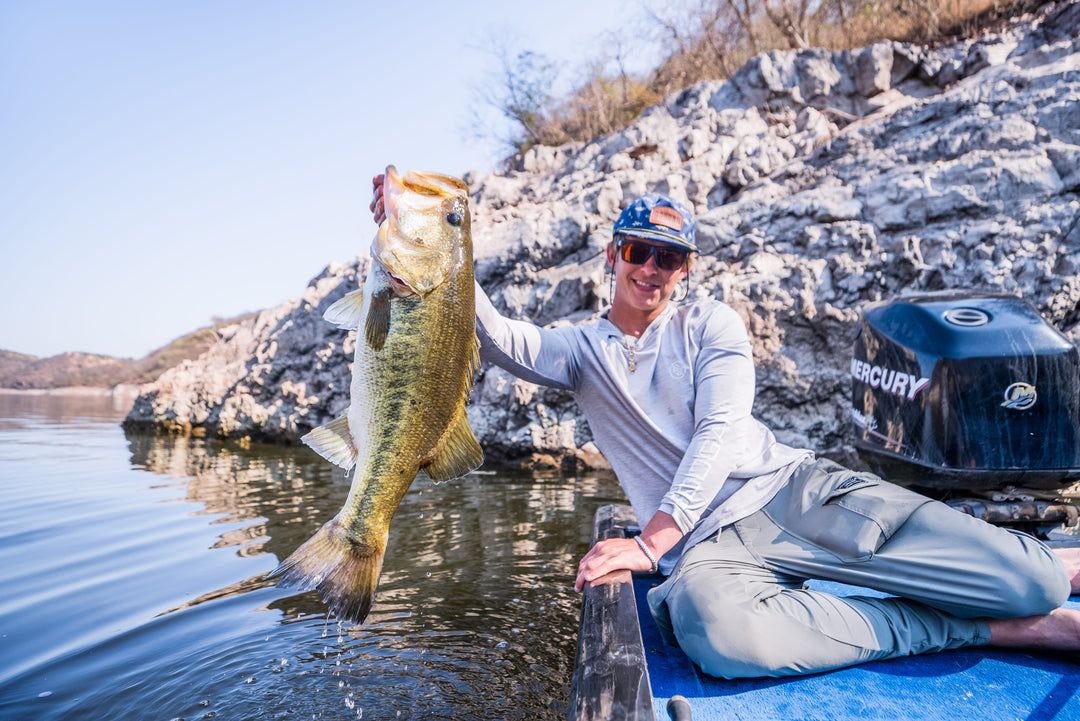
[0, 394, 627, 720]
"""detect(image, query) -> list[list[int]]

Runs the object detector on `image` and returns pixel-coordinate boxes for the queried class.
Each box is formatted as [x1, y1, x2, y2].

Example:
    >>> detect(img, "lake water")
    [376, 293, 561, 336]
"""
[0, 392, 627, 720]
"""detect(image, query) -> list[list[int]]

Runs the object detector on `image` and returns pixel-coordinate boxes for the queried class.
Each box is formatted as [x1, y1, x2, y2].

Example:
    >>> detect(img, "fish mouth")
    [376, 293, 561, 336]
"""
[387, 272, 416, 296]
[374, 255, 418, 296]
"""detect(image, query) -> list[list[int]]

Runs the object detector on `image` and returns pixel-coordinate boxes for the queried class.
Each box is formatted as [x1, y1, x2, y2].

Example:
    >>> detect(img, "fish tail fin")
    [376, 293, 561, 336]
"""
[271, 518, 386, 624]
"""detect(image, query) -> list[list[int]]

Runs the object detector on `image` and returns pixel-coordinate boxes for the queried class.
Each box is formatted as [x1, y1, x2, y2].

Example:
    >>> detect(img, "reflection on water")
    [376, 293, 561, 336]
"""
[0, 392, 626, 720]
[0, 388, 139, 427]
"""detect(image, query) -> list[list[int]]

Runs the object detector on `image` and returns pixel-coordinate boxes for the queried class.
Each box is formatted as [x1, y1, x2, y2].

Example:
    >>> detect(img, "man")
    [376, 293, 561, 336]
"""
[372, 176, 1080, 677]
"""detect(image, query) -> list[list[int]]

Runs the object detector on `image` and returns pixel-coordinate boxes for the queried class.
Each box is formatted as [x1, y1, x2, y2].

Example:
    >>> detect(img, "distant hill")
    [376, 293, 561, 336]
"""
[0, 313, 258, 389]
[0, 350, 133, 389]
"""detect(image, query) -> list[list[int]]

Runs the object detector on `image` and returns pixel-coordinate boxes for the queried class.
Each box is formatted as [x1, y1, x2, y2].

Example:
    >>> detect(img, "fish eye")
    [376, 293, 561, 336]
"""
[446, 212, 462, 226]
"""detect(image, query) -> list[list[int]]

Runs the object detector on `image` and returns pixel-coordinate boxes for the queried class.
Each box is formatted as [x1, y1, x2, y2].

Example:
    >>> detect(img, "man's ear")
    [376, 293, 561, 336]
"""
[606, 242, 617, 268]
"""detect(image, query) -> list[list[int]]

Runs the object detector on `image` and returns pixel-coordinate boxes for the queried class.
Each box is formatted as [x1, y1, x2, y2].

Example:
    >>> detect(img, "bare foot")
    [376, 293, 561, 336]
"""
[1052, 546, 1080, 594]
[987, 608, 1080, 651]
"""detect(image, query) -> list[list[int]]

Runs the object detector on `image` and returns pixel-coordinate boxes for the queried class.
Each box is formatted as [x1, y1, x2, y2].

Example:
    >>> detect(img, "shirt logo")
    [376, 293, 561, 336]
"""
[1001, 382, 1037, 410]
[669, 361, 687, 379]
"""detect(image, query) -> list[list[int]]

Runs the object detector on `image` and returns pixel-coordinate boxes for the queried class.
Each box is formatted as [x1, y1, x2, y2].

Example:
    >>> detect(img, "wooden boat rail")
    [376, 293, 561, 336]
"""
[568, 504, 657, 721]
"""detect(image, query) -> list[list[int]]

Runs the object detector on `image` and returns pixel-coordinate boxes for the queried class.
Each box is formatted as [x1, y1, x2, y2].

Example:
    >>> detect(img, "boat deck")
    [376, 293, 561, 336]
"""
[570, 504, 1080, 721]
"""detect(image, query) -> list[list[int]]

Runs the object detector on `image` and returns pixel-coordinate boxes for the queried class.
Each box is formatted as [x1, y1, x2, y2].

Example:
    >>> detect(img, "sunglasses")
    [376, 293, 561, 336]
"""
[617, 239, 689, 271]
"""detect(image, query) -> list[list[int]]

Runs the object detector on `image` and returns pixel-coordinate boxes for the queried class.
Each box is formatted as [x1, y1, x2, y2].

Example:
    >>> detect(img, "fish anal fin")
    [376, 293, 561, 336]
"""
[365, 290, 391, 351]
[301, 415, 357, 470]
[323, 289, 366, 330]
[423, 407, 483, 484]
[271, 518, 386, 624]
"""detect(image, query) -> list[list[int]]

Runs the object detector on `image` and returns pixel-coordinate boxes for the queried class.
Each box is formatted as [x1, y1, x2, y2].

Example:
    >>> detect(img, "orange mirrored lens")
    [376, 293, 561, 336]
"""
[618, 240, 687, 271]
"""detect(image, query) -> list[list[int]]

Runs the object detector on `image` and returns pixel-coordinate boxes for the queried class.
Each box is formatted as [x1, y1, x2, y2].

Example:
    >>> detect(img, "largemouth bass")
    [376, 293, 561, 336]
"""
[272, 165, 483, 623]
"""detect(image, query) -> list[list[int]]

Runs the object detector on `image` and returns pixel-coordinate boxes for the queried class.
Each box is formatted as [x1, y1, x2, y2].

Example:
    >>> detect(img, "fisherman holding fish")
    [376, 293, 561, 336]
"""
[369, 173, 1080, 678]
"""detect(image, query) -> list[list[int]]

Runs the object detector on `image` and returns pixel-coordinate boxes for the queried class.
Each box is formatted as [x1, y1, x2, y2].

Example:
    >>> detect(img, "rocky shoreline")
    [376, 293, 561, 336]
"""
[125, 2, 1080, 471]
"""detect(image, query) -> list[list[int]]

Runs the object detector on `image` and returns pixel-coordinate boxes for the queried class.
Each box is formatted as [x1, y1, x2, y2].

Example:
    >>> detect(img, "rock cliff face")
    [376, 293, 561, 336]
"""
[126, 2, 1080, 471]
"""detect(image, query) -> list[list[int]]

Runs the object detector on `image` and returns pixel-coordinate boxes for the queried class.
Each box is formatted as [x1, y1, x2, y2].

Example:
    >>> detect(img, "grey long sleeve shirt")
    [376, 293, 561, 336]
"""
[475, 285, 811, 572]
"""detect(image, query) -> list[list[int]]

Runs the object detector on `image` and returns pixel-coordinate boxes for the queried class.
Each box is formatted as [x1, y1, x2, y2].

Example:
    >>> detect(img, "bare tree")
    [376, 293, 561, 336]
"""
[467, 34, 565, 156]
[499, 49, 561, 145]
[909, 0, 942, 39]
[647, 0, 749, 95]
[763, 0, 814, 49]
[726, 0, 763, 54]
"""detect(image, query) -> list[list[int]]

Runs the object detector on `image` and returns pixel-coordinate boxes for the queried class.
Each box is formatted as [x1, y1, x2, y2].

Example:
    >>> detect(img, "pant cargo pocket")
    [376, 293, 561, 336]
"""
[767, 459, 932, 562]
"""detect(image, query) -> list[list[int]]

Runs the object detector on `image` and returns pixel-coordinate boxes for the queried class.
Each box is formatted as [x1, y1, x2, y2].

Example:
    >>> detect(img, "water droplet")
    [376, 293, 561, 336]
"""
[495, 641, 508, 649]
[37, 691, 52, 698]
[426, 572, 431, 577]
[245, 677, 257, 684]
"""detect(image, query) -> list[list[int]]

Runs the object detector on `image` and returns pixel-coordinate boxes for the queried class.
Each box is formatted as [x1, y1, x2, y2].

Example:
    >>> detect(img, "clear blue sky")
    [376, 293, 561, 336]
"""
[0, 0, 661, 359]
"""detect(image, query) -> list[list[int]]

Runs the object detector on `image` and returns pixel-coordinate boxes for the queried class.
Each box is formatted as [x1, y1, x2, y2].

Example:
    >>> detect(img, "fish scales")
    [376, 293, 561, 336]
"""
[345, 282, 474, 529]
[272, 165, 482, 623]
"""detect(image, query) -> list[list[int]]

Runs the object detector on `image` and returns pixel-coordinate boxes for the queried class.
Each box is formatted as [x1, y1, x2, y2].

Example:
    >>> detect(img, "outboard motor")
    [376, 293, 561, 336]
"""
[851, 293, 1080, 534]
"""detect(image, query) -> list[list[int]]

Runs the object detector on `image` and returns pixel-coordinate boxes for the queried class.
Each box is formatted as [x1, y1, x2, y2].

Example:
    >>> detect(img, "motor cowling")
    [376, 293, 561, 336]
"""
[851, 293, 1080, 491]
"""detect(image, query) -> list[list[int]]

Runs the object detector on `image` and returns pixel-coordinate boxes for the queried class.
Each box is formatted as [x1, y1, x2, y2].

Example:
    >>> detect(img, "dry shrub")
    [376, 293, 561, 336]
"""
[498, 0, 1040, 158]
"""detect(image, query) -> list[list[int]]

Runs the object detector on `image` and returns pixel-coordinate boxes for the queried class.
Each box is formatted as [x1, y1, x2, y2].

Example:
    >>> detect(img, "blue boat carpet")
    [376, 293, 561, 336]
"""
[634, 577, 1080, 721]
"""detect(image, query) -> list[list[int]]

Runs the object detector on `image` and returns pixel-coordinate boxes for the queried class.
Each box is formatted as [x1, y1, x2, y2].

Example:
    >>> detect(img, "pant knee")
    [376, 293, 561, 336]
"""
[665, 583, 799, 679]
[984, 534, 1070, 617]
[994, 568, 1070, 617]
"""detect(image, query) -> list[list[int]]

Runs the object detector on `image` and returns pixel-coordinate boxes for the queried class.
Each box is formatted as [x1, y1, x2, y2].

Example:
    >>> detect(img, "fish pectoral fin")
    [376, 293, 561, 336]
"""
[423, 408, 484, 483]
[323, 289, 366, 330]
[365, 289, 391, 351]
[301, 415, 357, 470]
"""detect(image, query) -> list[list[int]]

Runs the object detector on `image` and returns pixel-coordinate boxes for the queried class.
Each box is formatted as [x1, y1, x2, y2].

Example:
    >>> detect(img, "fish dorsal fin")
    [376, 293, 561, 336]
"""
[423, 406, 483, 484]
[365, 289, 391, 351]
[323, 290, 365, 330]
[301, 415, 357, 470]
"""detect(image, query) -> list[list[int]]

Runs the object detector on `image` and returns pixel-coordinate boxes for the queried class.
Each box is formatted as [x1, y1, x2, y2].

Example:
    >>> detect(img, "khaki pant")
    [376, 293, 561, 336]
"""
[647, 458, 1071, 679]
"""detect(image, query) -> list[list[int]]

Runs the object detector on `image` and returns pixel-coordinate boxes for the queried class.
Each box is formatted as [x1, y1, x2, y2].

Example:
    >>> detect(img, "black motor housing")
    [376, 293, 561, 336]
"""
[851, 293, 1080, 490]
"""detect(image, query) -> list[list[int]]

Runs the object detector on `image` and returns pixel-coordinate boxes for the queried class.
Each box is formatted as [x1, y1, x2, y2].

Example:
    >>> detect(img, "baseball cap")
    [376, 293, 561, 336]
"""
[613, 194, 697, 251]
